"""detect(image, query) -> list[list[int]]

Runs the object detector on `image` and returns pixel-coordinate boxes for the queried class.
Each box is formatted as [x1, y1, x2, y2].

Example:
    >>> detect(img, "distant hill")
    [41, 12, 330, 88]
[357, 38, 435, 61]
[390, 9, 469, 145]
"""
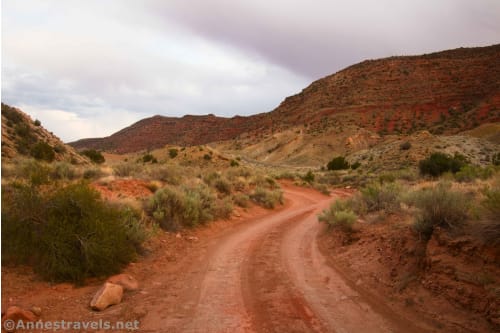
[66, 44, 499, 153]
[1, 103, 88, 164]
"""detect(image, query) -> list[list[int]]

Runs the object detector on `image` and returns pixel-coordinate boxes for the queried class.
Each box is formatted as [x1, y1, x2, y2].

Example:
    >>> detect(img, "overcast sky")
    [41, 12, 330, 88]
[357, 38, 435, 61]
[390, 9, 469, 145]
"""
[2, 0, 499, 142]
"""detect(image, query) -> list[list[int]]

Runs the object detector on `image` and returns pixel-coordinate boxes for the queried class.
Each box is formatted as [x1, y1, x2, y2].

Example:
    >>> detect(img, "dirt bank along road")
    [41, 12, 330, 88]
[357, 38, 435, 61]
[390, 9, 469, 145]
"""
[2, 185, 427, 332]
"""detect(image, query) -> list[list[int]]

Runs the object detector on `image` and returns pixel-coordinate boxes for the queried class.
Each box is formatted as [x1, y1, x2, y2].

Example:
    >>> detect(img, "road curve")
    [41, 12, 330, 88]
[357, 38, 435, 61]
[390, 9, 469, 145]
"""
[142, 186, 423, 332]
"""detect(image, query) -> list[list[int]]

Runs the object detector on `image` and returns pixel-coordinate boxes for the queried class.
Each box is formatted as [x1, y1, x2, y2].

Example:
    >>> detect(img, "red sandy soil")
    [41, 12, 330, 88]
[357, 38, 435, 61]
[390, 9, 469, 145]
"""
[92, 179, 153, 200]
[2, 183, 496, 332]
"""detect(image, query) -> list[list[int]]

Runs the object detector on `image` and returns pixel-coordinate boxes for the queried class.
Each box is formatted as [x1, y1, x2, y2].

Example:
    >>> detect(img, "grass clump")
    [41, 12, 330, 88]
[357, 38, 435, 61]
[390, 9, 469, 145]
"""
[408, 183, 469, 240]
[318, 199, 357, 232]
[1, 181, 145, 283]
[113, 162, 139, 177]
[454, 165, 495, 183]
[250, 187, 284, 209]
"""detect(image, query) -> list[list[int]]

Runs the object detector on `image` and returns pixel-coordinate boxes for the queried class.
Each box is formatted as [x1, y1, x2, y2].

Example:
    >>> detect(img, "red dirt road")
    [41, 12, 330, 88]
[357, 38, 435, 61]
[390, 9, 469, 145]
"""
[140, 186, 424, 332]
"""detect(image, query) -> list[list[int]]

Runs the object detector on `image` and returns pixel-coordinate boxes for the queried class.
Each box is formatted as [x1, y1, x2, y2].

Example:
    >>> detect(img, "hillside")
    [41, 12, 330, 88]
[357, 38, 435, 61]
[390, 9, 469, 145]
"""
[1, 103, 88, 164]
[71, 44, 499, 154]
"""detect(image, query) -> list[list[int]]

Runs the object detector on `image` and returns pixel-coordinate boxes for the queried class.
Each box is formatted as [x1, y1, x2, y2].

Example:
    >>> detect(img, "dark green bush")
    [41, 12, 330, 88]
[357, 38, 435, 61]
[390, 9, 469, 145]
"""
[230, 159, 239, 167]
[418, 152, 467, 177]
[80, 149, 105, 164]
[203, 154, 212, 161]
[31, 142, 55, 162]
[168, 148, 178, 159]
[142, 153, 158, 163]
[327, 156, 350, 170]
[351, 161, 361, 170]
[34, 119, 41, 126]
[2, 182, 144, 283]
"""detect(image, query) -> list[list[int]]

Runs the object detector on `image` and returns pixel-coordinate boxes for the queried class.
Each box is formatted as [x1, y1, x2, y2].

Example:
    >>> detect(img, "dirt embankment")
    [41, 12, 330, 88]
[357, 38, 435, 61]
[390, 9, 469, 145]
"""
[318, 214, 500, 332]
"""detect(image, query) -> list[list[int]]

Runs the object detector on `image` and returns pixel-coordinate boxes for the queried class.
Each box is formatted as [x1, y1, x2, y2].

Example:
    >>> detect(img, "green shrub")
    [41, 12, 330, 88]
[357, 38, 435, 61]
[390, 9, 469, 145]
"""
[80, 149, 105, 164]
[31, 141, 55, 162]
[358, 182, 402, 213]
[233, 193, 250, 208]
[250, 187, 283, 209]
[408, 183, 469, 240]
[113, 162, 139, 177]
[145, 184, 216, 230]
[230, 159, 239, 167]
[51, 162, 76, 180]
[351, 161, 361, 170]
[34, 119, 41, 126]
[327, 156, 350, 170]
[214, 178, 232, 195]
[301, 170, 315, 183]
[318, 199, 357, 232]
[454, 165, 495, 182]
[169, 148, 178, 159]
[203, 154, 212, 161]
[142, 153, 158, 163]
[147, 165, 182, 184]
[17, 159, 52, 186]
[419, 152, 467, 177]
[1, 182, 144, 283]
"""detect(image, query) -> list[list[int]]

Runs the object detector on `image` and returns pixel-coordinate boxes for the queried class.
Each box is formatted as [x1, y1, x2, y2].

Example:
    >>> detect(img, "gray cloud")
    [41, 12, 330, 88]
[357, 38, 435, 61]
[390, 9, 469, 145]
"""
[2, 0, 499, 141]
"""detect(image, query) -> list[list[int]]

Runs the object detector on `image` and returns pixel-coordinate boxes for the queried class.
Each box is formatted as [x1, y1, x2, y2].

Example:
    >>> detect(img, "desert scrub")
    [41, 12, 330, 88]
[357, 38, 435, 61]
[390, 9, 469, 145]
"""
[51, 162, 76, 180]
[1, 181, 145, 283]
[419, 152, 467, 177]
[145, 184, 216, 230]
[318, 199, 357, 232]
[356, 181, 402, 214]
[113, 162, 139, 177]
[146, 164, 182, 185]
[454, 165, 495, 183]
[80, 149, 105, 164]
[233, 193, 250, 208]
[408, 183, 470, 240]
[250, 186, 284, 209]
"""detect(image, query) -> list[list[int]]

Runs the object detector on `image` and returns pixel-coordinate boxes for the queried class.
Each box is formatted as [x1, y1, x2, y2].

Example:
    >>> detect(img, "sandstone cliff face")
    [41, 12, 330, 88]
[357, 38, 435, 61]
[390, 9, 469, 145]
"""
[69, 44, 500, 153]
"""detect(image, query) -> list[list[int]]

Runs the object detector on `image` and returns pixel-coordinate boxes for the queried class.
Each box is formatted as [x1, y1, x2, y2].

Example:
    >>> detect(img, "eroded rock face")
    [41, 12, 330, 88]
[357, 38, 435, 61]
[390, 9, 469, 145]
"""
[90, 282, 124, 311]
[107, 274, 139, 291]
[1, 306, 38, 332]
[69, 45, 500, 154]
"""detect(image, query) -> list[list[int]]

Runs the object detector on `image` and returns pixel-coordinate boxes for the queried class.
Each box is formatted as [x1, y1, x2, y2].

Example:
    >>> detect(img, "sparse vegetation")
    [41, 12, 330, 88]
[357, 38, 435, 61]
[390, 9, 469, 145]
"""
[400, 141, 411, 150]
[142, 153, 158, 163]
